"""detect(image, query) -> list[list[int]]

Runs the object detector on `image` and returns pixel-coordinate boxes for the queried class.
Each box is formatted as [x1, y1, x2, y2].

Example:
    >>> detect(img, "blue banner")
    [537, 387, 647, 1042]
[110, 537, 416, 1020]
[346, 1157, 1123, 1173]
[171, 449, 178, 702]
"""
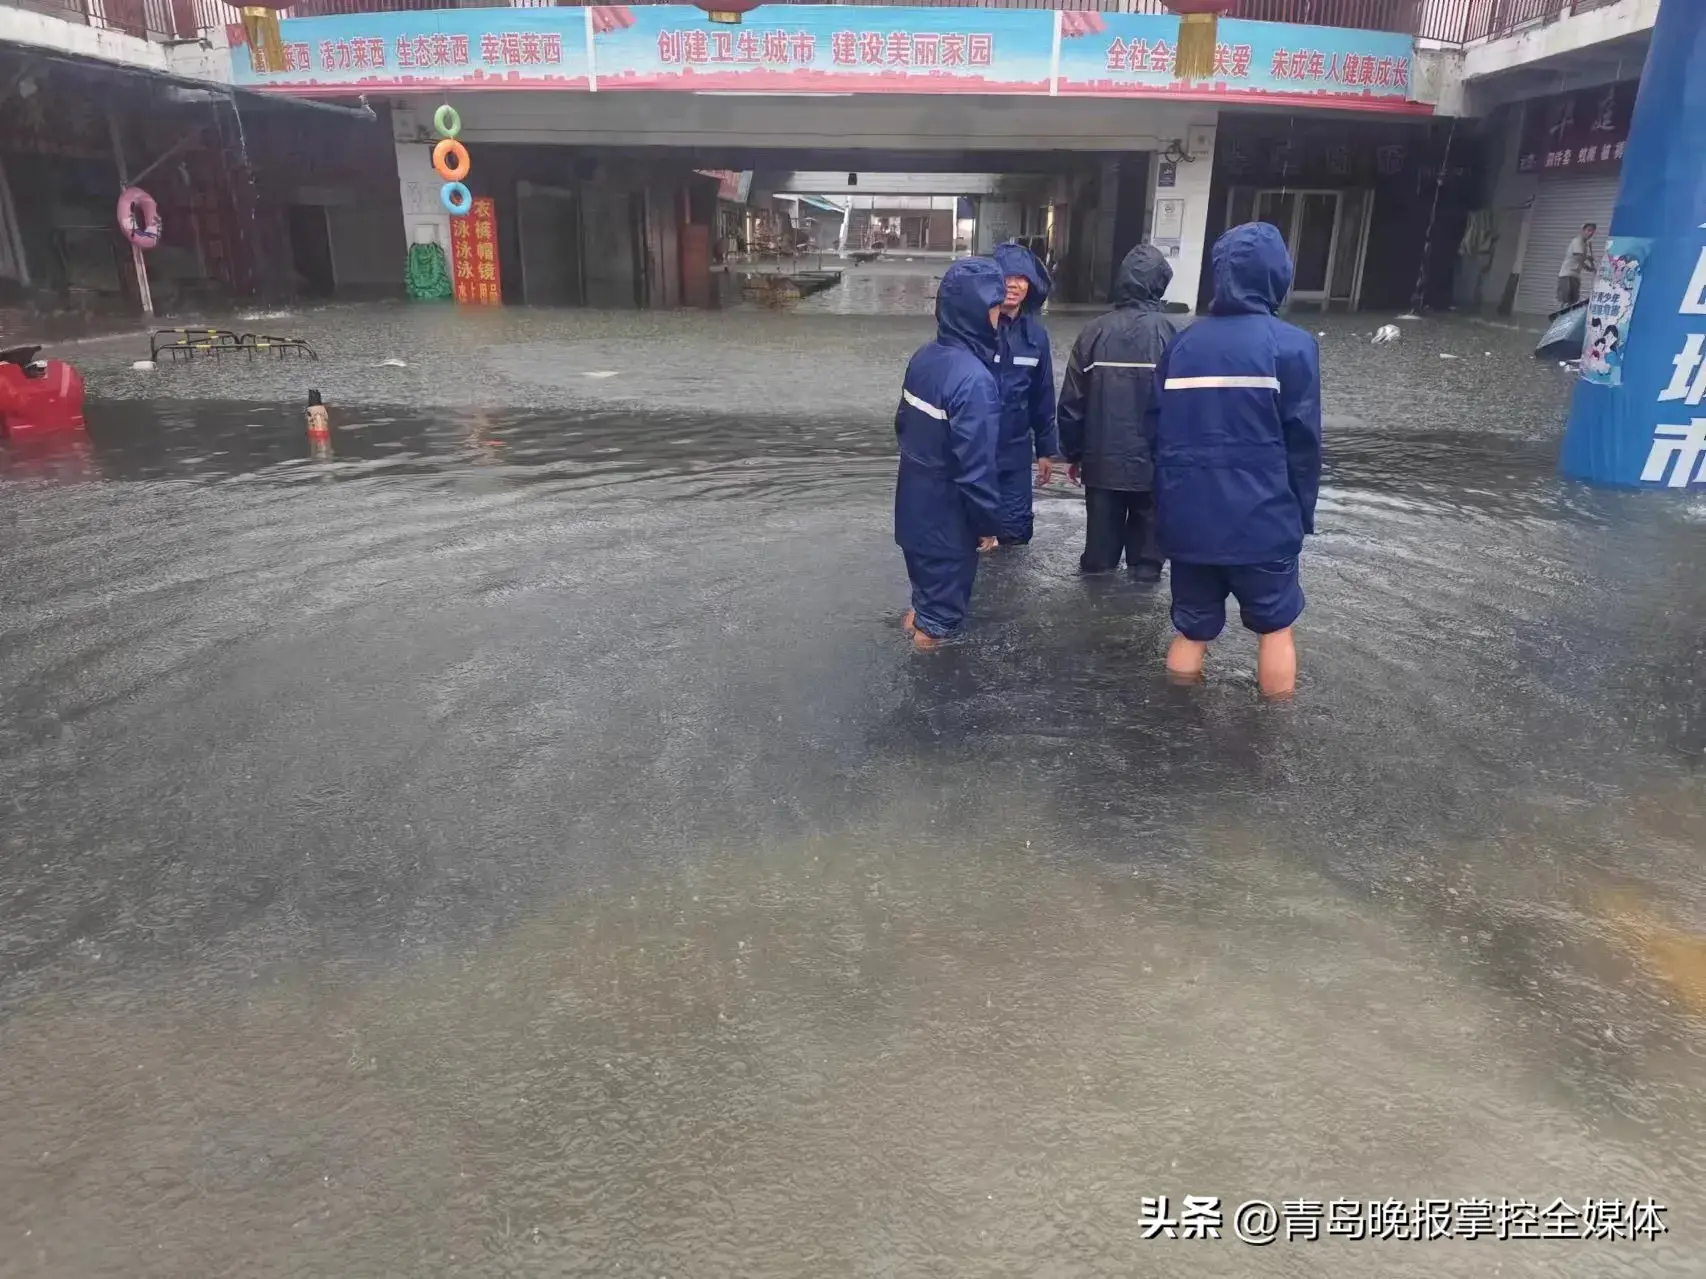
[230, 7, 590, 92]
[1561, 2, 1706, 487]
[1056, 13, 1415, 105]
[591, 4, 1052, 93]
[229, 5, 1418, 104]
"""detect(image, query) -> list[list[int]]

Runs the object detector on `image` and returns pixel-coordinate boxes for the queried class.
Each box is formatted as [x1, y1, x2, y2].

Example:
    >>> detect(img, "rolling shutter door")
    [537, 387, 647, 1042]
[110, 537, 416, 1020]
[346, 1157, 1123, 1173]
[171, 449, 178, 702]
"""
[1514, 171, 1621, 316]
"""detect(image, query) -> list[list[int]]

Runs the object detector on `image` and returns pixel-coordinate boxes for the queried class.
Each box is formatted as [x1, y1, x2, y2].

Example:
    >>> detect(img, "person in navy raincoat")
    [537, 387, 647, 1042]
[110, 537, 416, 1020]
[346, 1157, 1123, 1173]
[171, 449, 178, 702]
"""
[1145, 222, 1322, 697]
[989, 241, 1059, 546]
[895, 256, 1006, 650]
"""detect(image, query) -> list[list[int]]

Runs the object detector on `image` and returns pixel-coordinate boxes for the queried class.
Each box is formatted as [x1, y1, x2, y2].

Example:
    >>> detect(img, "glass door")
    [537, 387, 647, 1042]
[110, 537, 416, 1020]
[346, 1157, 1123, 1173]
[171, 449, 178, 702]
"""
[1293, 192, 1340, 297]
[1248, 188, 1345, 308]
[1254, 191, 1297, 242]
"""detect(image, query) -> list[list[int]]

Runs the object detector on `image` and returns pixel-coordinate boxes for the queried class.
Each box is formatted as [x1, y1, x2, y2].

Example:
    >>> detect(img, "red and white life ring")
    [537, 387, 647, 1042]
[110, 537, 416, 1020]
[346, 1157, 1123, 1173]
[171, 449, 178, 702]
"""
[117, 187, 162, 250]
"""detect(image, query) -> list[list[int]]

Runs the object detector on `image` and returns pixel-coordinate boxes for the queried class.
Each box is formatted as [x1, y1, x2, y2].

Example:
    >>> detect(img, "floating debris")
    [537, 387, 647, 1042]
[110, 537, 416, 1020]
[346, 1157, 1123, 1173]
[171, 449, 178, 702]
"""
[582, 371, 620, 379]
[130, 359, 155, 371]
[1373, 324, 1402, 344]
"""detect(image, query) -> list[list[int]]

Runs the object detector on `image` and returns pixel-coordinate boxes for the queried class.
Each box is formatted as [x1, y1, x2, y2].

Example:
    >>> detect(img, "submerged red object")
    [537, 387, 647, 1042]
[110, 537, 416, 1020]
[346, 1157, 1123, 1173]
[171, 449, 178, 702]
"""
[0, 346, 86, 438]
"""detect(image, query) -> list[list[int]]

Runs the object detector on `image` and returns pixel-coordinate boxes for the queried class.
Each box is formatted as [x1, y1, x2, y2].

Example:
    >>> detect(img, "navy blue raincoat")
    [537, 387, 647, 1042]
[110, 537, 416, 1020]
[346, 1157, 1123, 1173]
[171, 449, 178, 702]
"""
[893, 257, 1005, 558]
[1145, 222, 1322, 565]
[991, 242, 1059, 468]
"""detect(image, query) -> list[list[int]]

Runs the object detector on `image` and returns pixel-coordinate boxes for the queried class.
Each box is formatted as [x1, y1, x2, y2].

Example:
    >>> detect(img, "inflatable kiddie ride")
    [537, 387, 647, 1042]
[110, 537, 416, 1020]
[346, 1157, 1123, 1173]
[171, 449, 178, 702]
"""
[0, 345, 86, 439]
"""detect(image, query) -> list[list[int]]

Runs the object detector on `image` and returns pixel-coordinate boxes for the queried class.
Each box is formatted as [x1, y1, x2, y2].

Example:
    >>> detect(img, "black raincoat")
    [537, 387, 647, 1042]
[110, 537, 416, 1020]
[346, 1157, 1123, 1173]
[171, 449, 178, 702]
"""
[1056, 244, 1181, 493]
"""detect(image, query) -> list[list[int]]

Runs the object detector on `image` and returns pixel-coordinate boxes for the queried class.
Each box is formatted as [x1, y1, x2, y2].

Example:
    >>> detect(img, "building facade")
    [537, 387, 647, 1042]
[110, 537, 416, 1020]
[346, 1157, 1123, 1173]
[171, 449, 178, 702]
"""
[0, 0, 1666, 318]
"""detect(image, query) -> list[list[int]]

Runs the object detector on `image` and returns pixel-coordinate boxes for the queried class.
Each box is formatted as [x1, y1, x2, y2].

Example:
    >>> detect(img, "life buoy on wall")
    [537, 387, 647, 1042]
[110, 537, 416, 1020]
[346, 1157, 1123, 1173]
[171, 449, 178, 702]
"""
[440, 182, 472, 216]
[117, 187, 162, 250]
[432, 138, 471, 183]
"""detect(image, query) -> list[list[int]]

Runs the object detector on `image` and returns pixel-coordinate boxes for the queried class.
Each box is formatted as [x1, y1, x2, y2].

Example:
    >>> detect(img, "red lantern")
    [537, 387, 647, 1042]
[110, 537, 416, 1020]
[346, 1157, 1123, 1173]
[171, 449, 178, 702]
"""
[1163, 0, 1237, 79]
[692, 0, 762, 24]
[227, 0, 290, 74]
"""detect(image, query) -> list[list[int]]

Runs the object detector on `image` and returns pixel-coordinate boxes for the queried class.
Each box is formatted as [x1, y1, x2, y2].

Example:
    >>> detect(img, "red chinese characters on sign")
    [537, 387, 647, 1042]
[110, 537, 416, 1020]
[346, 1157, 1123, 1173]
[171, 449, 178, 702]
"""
[833, 30, 991, 67]
[450, 197, 502, 307]
[457, 31, 564, 67]
[653, 27, 992, 69]
[313, 36, 387, 70]
[1103, 39, 1253, 77]
[1268, 48, 1409, 89]
[250, 40, 319, 73]
[657, 26, 815, 64]
[392, 33, 471, 69]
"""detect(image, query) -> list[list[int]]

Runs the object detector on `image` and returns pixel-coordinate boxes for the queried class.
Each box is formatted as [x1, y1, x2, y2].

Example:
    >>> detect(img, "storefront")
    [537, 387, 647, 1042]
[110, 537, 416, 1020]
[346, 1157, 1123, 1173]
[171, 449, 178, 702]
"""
[1505, 81, 1635, 317]
[1206, 113, 1475, 313]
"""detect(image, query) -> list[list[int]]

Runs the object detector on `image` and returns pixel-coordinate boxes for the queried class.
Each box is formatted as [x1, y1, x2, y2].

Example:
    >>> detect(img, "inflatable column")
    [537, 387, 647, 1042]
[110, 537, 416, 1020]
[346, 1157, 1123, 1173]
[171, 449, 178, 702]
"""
[1560, 0, 1706, 487]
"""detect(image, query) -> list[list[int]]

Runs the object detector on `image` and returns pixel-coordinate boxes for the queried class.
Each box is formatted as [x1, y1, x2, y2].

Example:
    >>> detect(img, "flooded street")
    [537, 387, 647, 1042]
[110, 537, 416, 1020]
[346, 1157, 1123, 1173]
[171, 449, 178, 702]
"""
[2, 287, 1705, 1276]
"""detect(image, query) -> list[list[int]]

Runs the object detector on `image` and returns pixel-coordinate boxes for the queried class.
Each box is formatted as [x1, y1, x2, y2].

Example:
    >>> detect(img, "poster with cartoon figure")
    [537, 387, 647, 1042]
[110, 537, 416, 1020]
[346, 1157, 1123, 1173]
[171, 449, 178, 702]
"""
[1579, 236, 1650, 387]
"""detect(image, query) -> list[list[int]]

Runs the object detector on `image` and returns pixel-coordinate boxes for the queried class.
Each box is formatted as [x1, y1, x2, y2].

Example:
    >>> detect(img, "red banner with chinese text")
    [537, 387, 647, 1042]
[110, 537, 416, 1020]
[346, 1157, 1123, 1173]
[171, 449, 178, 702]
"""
[450, 197, 502, 305]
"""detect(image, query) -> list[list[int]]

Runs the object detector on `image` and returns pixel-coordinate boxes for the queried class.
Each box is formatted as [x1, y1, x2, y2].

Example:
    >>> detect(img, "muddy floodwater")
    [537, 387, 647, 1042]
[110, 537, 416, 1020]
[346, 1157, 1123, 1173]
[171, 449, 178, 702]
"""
[3, 287, 1705, 1277]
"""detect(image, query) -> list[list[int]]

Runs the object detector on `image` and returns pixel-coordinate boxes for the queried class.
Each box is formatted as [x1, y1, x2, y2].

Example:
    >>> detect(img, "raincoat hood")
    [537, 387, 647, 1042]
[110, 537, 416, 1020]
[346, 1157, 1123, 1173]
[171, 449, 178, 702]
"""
[935, 257, 1005, 363]
[1113, 244, 1173, 309]
[1210, 222, 1294, 317]
[992, 242, 1051, 315]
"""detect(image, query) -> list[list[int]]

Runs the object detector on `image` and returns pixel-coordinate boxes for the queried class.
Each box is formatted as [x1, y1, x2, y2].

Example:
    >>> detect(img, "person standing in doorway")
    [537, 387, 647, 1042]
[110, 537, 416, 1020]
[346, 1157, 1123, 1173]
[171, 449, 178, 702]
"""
[1056, 243, 1182, 582]
[1147, 223, 1321, 699]
[895, 256, 1006, 650]
[987, 241, 1059, 548]
[1557, 222, 1597, 309]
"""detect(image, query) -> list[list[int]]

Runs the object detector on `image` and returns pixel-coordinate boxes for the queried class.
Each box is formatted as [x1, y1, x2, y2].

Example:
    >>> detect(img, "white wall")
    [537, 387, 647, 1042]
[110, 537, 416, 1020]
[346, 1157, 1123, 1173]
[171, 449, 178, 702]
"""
[0, 5, 233, 80]
[394, 141, 452, 261]
[1463, 0, 1657, 83]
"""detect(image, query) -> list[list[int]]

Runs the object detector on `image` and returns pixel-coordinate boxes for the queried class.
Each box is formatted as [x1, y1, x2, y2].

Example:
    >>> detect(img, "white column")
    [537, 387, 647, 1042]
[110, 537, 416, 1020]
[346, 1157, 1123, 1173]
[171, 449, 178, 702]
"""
[392, 102, 452, 257]
[1157, 119, 1217, 312]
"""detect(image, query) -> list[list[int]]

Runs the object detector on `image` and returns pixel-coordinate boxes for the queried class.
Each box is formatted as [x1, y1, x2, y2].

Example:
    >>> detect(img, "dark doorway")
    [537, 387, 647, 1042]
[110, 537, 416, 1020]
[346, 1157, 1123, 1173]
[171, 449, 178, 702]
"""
[1107, 153, 1151, 300]
[516, 182, 583, 306]
[285, 205, 334, 297]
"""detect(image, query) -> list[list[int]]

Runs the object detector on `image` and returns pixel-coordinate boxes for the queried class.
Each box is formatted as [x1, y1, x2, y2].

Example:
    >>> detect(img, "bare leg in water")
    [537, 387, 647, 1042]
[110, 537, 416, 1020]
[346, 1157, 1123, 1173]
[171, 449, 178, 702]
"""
[1166, 636, 1207, 683]
[1167, 629, 1297, 698]
[1256, 629, 1296, 698]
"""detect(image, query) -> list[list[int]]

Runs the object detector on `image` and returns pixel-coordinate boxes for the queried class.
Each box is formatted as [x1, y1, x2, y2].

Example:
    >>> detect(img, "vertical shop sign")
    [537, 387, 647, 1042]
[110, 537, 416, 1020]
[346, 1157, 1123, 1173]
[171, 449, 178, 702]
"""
[450, 196, 501, 305]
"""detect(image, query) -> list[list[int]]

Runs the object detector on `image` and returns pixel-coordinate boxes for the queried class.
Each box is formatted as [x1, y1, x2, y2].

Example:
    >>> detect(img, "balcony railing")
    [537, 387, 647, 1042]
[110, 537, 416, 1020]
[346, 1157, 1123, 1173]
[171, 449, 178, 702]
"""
[0, 0, 1634, 51]
[7, 0, 203, 41]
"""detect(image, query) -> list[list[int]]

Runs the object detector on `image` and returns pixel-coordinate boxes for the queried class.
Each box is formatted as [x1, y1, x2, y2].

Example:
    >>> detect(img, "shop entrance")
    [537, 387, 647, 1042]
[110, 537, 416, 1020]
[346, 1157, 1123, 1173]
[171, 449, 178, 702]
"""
[1224, 185, 1373, 310]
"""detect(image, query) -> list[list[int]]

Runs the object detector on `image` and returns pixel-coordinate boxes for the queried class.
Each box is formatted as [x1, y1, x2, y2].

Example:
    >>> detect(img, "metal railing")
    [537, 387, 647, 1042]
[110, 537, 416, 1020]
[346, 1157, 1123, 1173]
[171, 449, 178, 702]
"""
[7, 0, 201, 40]
[0, 0, 1635, 48]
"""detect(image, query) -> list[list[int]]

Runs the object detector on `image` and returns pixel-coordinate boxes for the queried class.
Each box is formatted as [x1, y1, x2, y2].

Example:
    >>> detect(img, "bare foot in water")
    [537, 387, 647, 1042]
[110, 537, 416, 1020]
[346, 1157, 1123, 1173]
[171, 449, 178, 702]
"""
[901, 611, 938, 650]
[977, 537, 999, 553]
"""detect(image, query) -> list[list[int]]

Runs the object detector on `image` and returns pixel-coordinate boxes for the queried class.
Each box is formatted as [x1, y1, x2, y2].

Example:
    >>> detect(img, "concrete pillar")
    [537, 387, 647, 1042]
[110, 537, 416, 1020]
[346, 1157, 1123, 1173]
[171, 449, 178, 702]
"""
[395, 141, 453, 260]
[1560, 1, 1705, 486]
[975, 198, 1020, 254]
[1159, 121, 1216, 312]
